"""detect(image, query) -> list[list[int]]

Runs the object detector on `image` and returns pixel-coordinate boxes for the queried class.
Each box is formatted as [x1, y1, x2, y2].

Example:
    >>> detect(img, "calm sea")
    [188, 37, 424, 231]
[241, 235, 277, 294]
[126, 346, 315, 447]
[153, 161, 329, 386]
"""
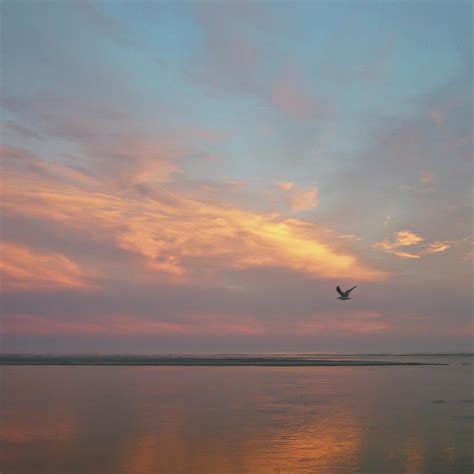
[0, 354, 472, 473]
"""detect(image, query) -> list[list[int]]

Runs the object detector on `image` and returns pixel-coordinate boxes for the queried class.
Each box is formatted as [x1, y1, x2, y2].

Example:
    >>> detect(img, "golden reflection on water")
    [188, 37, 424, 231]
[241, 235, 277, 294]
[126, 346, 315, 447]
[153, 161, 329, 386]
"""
[403, 436, 424, 474]
[0, 363, 472, 474]
[0, 417, 76, 443]
[240, 413, 362, 473]
[121, 401, 362, 474]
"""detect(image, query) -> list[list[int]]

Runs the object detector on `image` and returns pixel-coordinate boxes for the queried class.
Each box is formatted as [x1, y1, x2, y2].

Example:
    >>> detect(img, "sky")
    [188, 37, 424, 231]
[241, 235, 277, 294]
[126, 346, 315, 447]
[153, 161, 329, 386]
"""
[1, 0, 472, 354]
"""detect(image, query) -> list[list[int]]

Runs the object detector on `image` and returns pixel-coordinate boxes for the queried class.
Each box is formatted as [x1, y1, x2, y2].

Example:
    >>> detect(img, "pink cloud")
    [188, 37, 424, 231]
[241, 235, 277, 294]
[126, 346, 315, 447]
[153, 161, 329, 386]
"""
[2, 314, 265, 336]
[288, 186, 318, 212]
[0, 145, 96, 186]
[273, 181, 294, 191]
[2, 311, 393, 339]
[271, 69, 321, 121]
[296, 313, 390, 335]
[0, 242, 96, 292]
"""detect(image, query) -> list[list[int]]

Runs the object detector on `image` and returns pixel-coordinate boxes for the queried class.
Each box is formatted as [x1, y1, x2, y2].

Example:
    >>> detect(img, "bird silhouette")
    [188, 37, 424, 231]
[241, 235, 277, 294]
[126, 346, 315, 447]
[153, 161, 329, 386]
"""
[336, 285, 356, 300]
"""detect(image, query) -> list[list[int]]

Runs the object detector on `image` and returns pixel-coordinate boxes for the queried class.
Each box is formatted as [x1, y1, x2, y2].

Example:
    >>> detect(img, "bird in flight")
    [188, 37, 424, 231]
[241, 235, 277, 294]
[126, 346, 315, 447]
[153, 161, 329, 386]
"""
[337, 285, 356, 300]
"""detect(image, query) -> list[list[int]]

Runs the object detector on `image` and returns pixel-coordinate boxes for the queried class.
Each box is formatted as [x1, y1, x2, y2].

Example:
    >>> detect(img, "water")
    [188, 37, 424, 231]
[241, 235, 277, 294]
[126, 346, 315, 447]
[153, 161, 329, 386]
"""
[0, 355, 472, 473]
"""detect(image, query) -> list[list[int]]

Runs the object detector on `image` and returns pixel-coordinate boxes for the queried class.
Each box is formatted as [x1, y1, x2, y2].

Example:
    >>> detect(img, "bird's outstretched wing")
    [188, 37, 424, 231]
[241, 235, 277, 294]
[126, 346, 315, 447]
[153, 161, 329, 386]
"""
[346, 286, 357, 295]
[336, 286, 344, 296]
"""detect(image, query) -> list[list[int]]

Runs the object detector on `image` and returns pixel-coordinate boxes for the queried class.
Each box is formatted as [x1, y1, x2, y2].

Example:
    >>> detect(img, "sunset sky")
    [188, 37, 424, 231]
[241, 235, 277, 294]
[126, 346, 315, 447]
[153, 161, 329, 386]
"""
[1, 1, 472, 353]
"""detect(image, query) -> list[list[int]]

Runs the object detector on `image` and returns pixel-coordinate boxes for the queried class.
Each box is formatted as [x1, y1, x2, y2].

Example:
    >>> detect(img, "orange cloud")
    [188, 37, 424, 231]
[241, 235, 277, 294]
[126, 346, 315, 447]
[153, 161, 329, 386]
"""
[372, 230, 424, 255]
[394, 230, 425, 247]
[2, 165, 385, 285]
[373, 231, 458, 259]
[425, 241, 450, 254]
[0, 242, 94, 292]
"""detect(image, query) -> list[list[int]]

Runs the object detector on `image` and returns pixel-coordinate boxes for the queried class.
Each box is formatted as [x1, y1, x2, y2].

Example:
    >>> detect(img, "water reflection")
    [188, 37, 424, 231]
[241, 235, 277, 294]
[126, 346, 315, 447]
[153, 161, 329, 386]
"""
[0, 362, 472, 473]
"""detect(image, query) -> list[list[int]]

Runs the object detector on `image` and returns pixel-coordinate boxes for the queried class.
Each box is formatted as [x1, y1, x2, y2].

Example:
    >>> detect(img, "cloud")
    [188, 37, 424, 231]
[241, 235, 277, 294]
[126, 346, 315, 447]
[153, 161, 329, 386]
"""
[394, 230, 425, 247]
[190, 5, 327, 122]
[2, 164, 385, 286]
[300, 320, 390, 334]
[2, 314, 265, 336]
[288, 186, 318, 212]
[2, 95, 189, 189]
[425, 241, 451, 254]
[0, 145, 96, 186]
[372, 230, 424, 252]
[1, 120, 43, 140]
[391, 251, 420, 259]
[338, 234, 361, 241]
[0, 242, 95, 292]
[372, 232, 461, 259]
[273, 180, 294, 191]
[328, 65, 472, 255]
[3, 307, 393, 339]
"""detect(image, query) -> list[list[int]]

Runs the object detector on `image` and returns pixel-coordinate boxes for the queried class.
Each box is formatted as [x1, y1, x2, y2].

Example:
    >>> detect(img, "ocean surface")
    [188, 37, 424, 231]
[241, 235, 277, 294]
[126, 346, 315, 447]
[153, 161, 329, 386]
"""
[0, 354, 472, 473]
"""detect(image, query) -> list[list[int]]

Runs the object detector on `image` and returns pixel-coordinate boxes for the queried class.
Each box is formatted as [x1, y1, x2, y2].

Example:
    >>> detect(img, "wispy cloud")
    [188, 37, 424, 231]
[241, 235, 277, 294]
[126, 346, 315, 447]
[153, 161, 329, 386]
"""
[391, 251, 420, 260]
[2, 165, 385, 287]
[288, 186, 319, 212]
[0, 242, 95, 292]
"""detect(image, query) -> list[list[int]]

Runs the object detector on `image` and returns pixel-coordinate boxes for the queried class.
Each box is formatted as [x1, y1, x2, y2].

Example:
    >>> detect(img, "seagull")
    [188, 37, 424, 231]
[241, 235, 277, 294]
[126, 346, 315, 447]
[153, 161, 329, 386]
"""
[337, 285, 356, 300]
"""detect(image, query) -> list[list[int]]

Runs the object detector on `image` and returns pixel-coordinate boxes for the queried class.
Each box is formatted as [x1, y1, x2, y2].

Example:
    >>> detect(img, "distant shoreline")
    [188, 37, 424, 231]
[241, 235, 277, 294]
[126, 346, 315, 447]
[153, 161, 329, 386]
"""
[0, 355, 447, 366]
